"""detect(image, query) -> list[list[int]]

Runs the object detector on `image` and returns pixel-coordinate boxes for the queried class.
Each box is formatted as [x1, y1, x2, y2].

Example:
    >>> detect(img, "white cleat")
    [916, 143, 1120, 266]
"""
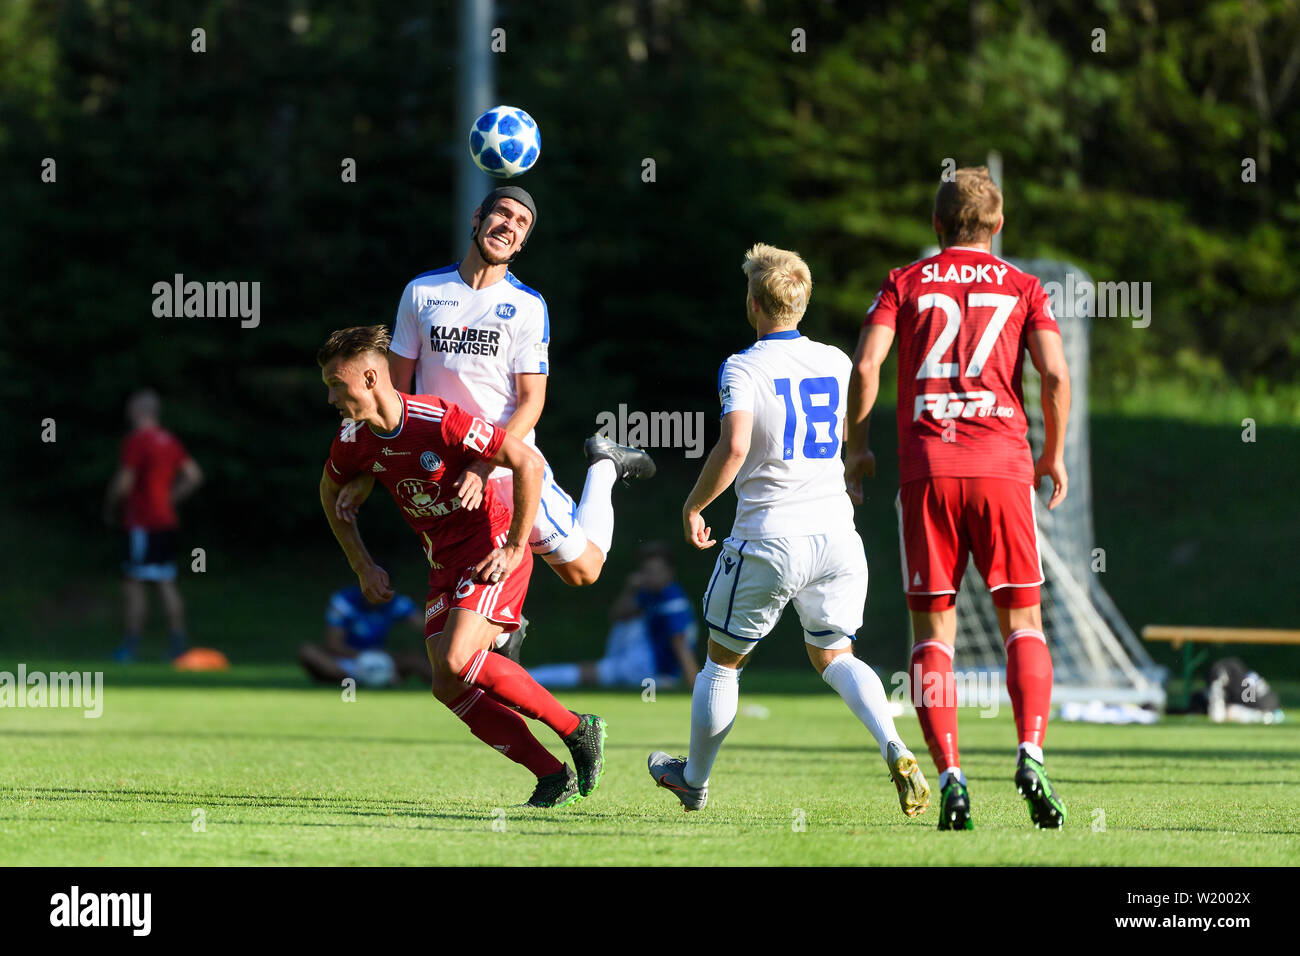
[647, 751, 708, 811]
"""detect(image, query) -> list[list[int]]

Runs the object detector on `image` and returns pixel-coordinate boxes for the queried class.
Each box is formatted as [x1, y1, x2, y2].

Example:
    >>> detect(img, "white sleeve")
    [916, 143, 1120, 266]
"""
[718, 357, 754, 416]
[390, 281, 421, 360]
[509, 296, 549, 375]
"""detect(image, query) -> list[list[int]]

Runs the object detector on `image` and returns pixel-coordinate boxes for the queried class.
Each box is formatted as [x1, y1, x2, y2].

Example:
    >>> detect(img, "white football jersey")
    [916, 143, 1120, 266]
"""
[391, 264, 549, 477]
[718, 330, 854, 539]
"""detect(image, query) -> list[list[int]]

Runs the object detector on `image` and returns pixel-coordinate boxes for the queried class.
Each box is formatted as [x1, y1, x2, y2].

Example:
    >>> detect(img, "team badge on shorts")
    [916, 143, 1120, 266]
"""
[420, 451, 442, 472]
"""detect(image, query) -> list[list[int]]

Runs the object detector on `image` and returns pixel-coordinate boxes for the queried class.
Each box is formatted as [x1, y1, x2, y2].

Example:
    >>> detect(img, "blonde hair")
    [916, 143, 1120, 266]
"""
[742, 243, 812, 325]
[317, 325, 391, 367]
[934, 166, 1003, 244]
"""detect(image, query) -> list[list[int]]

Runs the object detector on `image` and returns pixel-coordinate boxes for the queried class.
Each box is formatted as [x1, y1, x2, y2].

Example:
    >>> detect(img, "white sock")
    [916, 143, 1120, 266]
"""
[575, 459, 617, 557]
[1019, 741, 1044, 764]
[684, 658, 740, 788]
[939, 767, 966, 789]
[527, 663, 582, 688]
[821, 653, 900, 759]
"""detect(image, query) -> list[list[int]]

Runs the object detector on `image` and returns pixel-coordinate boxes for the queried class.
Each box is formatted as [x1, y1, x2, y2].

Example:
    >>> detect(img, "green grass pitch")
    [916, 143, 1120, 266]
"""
[3, 666, 1297, 866]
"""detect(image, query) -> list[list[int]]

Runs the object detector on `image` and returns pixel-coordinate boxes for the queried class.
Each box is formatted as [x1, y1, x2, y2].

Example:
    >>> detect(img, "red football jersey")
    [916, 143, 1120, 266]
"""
[121, 425, 190, 530]
[865, 246, 1060, 483]
[324, 394, 509, 563]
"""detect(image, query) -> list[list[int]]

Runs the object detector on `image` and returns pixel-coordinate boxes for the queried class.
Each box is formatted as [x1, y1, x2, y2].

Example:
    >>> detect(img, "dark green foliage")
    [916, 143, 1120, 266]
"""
[1, 0, 1297, 539]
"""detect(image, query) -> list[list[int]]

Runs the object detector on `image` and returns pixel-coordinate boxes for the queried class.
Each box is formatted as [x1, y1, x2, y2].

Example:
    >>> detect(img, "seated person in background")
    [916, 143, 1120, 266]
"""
[299, 585, 431, 685]
[529, 542, 699, 690]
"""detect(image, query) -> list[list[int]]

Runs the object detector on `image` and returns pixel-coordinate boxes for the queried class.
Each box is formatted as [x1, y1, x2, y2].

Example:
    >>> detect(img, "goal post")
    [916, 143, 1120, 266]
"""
[941, 259, 1167, 708]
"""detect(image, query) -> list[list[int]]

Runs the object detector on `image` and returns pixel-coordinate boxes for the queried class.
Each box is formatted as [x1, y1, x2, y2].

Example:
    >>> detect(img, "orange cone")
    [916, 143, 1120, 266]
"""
[172, 648, 231, 671]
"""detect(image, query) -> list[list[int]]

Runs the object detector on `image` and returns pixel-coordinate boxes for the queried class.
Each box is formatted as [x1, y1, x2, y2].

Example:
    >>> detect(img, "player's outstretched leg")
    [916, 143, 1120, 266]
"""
[458, 643, 610, 798]
[535, 437, 656, 588]
[647, 752, 707, 810]
[456, 644, 597, 746]
[436, 683, 580, 807]
[817, 648, 930, 818]
[433, 609, 594, 807]
[573, 435, 655, 558]
[1015, 753, 1067, 828]
[648, 645, 741, 811]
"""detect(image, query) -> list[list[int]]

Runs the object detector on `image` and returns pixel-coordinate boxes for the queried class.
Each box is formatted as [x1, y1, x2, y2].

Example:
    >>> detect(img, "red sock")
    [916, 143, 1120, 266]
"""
[910, 640, 959, 774]
[459, 649, 581, 739]
[446, 689, 564, 778]
[1005, 629, 1053, 748]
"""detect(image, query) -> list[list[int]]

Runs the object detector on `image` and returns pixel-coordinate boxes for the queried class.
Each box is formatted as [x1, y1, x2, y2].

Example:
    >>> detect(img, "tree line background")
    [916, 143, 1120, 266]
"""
[2, 0, 1297, 667]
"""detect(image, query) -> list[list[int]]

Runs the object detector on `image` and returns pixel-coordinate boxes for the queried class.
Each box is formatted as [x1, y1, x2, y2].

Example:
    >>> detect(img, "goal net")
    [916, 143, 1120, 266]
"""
[941, 259, 1166, 708]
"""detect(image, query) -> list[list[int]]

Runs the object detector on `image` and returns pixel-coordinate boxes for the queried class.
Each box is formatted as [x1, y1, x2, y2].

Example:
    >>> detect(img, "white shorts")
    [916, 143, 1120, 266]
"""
[702, 530, 868, 656]
[594, 618, 657, 686]
[490, 457, 589, 565]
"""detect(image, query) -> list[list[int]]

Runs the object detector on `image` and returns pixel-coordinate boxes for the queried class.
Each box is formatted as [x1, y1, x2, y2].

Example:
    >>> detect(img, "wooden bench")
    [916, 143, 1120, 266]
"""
[1142, 626, 1300, 710]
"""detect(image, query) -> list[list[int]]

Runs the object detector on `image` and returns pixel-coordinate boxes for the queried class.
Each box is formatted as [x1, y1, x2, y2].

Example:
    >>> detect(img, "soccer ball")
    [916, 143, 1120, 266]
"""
[469, 105, 541, 178]
[353, 650, 397, 688]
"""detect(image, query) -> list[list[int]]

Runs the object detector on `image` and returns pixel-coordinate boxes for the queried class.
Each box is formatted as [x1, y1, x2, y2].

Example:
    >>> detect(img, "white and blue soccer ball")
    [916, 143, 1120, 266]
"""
[469, 105, 541, 178]
[354, 650, 397, 688]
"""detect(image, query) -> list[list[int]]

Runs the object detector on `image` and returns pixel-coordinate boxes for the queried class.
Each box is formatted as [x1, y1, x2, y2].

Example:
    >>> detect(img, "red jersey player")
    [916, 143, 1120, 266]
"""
[316, 326, 606, 808]
[103, 390, 204, 662]
[845, 166, 1071, 830]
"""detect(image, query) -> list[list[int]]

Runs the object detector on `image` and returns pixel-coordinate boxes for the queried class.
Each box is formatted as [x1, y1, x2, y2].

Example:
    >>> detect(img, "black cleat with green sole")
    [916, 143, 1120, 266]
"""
[937, 776, 974, 831]
[564, 713, 607, 797]
[1015, 754, 1067, 828]
[523, 764, 581, 808]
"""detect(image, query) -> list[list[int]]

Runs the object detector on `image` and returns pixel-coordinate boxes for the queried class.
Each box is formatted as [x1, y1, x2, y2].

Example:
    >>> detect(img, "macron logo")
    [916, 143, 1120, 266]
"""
[50, 886, 151, 936]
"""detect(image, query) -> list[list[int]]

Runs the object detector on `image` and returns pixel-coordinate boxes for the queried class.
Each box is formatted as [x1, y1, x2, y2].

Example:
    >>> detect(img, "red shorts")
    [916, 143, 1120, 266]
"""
[424, 547, 533, 639]
[896, 477, 1043, 611]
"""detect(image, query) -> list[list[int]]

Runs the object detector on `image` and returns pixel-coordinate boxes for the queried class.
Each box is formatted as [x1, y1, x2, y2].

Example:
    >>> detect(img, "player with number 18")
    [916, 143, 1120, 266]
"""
[647, 244, 930, 818]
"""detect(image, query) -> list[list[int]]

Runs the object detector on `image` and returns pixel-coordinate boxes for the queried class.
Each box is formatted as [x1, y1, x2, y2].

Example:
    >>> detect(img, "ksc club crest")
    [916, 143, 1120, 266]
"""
[494, 303, 516, 319]
[421, 451, 443, 472]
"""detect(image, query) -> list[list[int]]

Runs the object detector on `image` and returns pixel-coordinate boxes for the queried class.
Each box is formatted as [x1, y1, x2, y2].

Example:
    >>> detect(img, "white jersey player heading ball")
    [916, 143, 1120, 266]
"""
[334, 186, 655, 597]
[648, 243, 930, 818]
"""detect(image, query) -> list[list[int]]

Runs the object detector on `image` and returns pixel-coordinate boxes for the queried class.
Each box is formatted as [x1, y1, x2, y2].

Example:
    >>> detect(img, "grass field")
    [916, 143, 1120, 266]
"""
[5, 384, 1298, 868]
[4, 666, 1297, 866]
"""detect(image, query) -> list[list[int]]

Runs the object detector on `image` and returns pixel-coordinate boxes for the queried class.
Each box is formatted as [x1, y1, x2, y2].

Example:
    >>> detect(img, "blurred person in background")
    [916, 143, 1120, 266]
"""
[299, 585, 430, 685]
[103, 390, 203, 662]
[529, 542, 698, 691]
